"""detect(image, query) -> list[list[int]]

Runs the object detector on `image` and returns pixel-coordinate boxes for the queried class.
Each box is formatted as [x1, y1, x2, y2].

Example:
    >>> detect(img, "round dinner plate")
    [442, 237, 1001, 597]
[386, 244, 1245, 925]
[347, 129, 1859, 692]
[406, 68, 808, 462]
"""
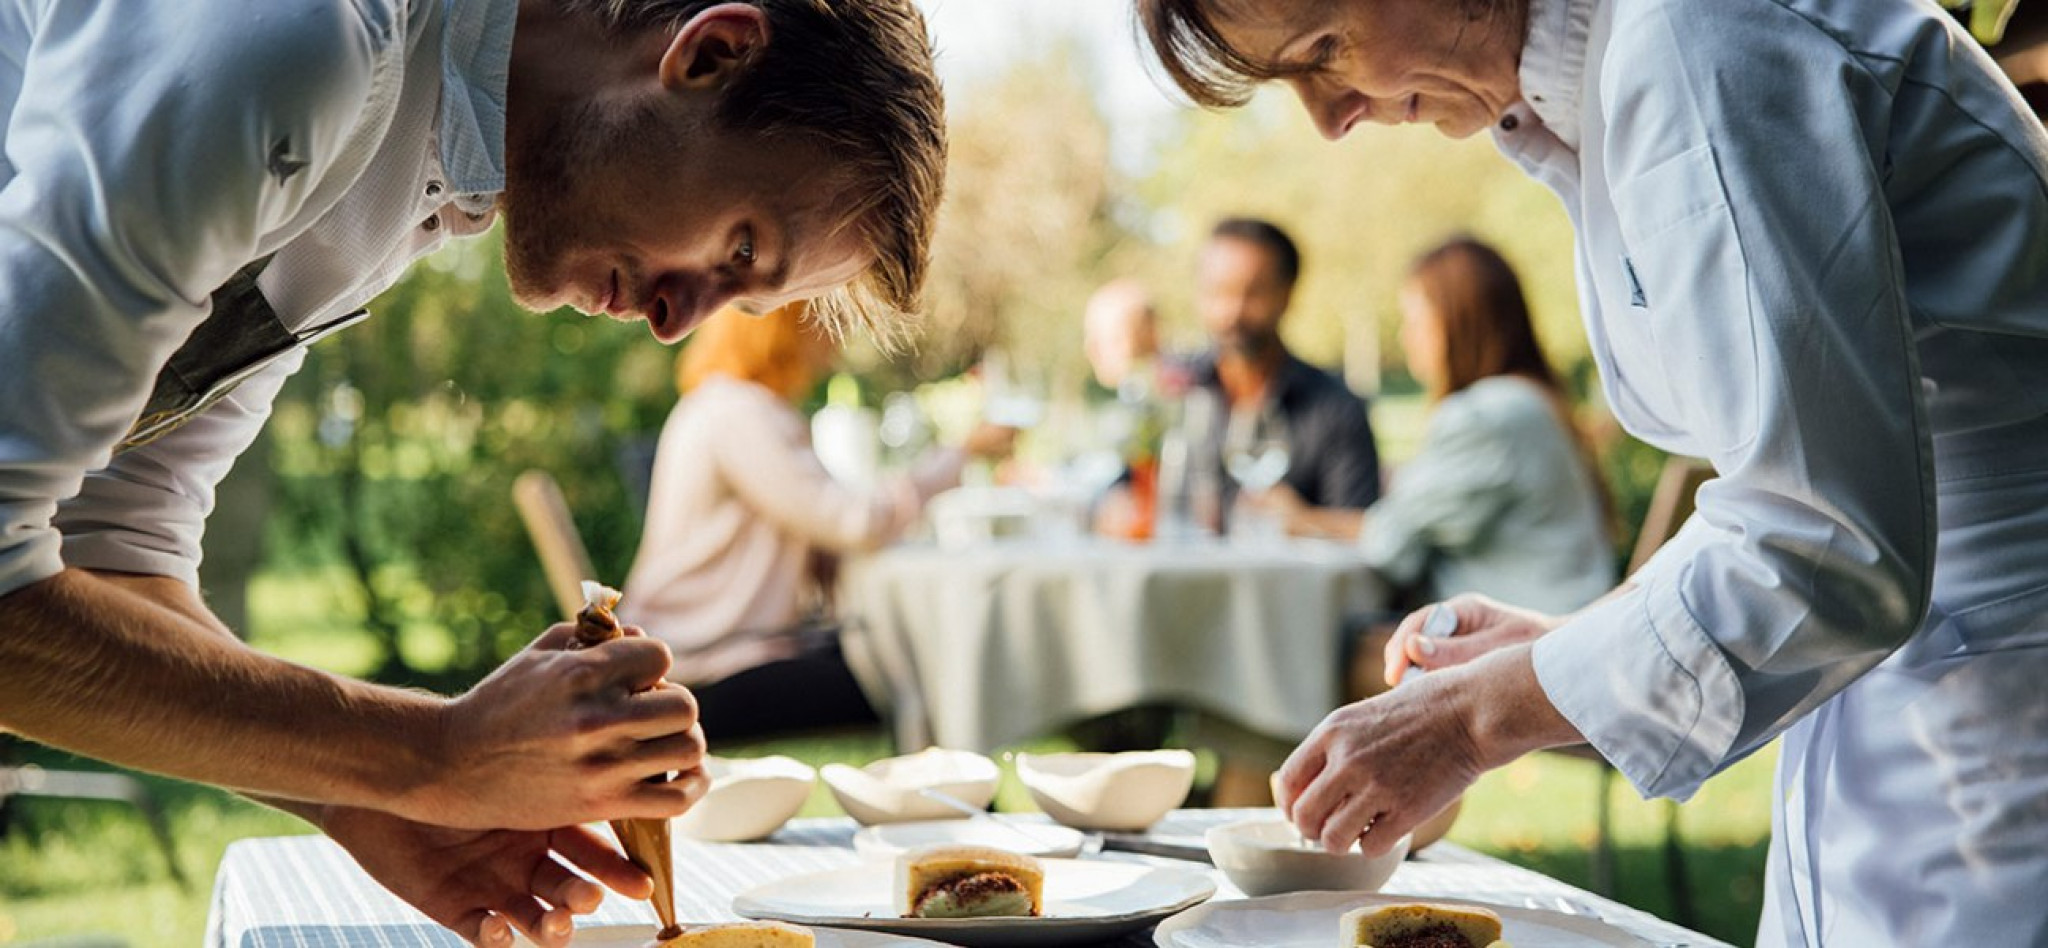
[853, 819, 1089, 859]
[733, 858, 1218, 948]
[528, 923, 958, 947]
[1153, 891, 1653, 947]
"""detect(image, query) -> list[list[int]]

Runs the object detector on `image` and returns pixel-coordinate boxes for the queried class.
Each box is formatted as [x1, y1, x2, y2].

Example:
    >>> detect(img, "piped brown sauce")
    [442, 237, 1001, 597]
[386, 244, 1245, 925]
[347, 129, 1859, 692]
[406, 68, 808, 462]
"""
[1374, 924, 1478, 948]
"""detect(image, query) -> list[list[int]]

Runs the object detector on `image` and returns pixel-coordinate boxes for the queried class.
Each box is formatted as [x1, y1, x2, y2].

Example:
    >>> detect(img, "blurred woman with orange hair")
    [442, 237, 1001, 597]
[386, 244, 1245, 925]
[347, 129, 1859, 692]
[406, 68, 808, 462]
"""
[618, 303, 1012, 740]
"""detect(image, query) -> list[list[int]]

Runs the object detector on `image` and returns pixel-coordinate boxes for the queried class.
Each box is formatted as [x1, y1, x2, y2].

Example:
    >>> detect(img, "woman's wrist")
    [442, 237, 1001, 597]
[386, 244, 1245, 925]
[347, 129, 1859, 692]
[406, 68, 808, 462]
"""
[1454, 644, 1583, 769]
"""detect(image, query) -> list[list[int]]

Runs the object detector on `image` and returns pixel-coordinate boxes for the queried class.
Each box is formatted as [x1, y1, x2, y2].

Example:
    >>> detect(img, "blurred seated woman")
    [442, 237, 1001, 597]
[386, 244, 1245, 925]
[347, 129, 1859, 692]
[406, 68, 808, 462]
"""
[619, 303, 1013, 742]
[1272, 237, 1616, 671]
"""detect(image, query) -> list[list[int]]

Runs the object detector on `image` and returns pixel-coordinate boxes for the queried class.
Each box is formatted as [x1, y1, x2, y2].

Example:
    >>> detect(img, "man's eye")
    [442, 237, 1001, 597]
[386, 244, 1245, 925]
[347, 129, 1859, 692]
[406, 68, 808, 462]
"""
[734, 231, 757, 267]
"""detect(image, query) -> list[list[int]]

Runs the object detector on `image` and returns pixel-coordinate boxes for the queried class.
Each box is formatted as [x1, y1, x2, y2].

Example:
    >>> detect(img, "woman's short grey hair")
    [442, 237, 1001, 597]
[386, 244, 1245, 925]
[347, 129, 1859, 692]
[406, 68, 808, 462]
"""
[1136, 0, 1516, 108]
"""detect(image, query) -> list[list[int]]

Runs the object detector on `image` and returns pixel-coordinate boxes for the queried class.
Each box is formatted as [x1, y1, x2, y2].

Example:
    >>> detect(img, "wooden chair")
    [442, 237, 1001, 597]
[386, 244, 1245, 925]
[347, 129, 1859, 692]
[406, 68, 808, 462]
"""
[512, 469, 597, 620]
[512, 468, 897, 751]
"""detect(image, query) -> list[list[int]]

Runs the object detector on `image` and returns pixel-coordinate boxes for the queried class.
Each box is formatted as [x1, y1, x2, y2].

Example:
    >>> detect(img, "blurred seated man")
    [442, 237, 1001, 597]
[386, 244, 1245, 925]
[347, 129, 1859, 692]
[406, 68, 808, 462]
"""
[1190, 219, 1381, 518]
[1083, 278, 1161, 395]
[619, 304, 1013, 742]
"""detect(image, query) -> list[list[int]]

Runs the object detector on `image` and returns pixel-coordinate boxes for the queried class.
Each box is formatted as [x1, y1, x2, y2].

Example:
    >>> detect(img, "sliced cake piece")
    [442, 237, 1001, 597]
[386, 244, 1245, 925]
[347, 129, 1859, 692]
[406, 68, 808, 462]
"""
[894, 844, 1045, 918]
[1340, 902, 1510, 948]
[651, 920, 815, 947]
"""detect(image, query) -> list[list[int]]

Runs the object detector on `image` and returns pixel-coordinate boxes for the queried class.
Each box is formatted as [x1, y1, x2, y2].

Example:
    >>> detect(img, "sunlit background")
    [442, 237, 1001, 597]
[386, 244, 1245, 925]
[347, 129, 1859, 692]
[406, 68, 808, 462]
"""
[0, 4, 1771, 946]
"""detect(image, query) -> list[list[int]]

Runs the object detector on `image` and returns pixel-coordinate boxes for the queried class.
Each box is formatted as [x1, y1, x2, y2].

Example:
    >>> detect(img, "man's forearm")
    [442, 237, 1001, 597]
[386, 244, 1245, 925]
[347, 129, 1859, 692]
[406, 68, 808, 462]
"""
[0, 568, 443, 813]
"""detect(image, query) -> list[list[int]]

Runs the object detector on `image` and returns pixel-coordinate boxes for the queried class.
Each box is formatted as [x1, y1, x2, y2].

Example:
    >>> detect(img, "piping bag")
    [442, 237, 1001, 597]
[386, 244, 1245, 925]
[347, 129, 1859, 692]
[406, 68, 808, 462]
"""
[573, 581, 682, 941]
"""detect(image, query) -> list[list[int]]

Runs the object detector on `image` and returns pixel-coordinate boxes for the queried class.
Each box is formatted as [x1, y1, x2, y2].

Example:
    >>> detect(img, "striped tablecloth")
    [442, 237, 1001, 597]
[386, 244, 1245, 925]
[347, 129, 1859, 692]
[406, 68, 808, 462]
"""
[207, 810, 1730, 948]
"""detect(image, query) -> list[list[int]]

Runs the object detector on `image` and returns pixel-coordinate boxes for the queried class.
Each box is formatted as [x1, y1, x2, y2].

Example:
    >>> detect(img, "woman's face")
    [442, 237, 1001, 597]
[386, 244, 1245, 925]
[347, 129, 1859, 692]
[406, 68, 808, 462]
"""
[1206, 0, 1527, 141]
[1399, 280, 1448, 393]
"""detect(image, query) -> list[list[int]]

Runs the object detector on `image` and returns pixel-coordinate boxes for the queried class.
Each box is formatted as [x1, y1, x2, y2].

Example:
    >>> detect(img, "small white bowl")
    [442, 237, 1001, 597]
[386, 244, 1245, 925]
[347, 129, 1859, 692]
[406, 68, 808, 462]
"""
[1015, 750, 1196, 832]
[820, 748, 1000, 825]
[1204, 817, 1409, 897]
[673, 755, 817, 842]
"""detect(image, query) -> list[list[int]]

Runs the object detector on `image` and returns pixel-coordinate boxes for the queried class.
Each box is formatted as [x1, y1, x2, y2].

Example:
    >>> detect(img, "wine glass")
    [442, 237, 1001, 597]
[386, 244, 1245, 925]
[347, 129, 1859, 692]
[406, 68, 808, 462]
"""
[1224, 409, 1292, 493]
[981, 347, 1047, 429]
[1224, 408, 1292, 544]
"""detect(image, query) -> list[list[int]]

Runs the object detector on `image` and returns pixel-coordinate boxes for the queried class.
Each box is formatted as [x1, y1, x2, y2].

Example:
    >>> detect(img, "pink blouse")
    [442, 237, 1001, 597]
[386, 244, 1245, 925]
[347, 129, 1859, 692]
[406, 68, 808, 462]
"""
[618, 377, 962, 684]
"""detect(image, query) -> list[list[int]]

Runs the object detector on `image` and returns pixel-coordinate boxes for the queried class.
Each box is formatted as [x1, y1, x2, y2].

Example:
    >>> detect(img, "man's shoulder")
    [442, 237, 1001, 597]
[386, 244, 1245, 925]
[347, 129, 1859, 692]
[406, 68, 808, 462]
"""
[160, 0, 413, 116]
[1282, 354, 1366, 409]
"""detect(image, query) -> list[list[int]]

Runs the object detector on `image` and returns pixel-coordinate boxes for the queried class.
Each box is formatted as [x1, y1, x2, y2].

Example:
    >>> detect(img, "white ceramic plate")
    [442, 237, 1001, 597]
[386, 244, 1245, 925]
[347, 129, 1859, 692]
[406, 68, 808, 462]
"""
[531, 923, 959, 947]
[1153, 892, 1652, 947]
[734, 859, 1218, 948]
[853, 819, 1088, 859]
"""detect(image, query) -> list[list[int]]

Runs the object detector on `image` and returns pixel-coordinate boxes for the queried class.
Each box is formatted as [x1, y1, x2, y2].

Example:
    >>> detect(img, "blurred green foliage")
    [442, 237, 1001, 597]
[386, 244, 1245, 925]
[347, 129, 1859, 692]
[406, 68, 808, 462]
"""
[263, 235, 680, 684]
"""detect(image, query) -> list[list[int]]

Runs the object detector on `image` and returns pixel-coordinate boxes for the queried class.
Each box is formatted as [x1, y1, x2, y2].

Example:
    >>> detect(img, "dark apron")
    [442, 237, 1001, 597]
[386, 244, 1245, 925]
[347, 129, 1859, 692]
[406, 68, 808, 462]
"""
[117, 257, 367, 453]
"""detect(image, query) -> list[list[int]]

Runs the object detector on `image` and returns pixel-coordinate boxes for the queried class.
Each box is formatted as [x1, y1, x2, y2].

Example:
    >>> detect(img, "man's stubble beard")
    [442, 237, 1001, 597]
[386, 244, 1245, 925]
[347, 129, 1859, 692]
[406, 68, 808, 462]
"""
[500, 97, 615, 310]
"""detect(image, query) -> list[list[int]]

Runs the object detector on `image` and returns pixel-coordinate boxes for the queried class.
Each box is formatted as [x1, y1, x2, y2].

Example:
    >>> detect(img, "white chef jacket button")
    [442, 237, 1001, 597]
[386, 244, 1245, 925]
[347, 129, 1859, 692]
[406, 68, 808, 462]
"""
[1499, 114, 1521, 132]
[425, 180, 444, 198]
[421, 215, 441, 232]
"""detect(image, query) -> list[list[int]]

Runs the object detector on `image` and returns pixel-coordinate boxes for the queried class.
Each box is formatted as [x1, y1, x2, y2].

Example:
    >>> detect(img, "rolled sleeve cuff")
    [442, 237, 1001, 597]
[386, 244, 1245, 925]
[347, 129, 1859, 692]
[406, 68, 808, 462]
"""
[0, 526, 67, 599]
[54, 471, 206, 588]
[1531, 560, 1745, 801]
[62, 532, 201, 587]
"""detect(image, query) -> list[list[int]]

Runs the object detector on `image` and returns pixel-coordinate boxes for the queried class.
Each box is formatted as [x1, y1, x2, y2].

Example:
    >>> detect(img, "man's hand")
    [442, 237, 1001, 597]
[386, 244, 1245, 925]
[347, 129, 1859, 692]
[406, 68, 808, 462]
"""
[406, 624, 711, 830]
[322, 805, 652, 948]
[1274, 645, 1582, 856]
[1382, 594, 1561, 686]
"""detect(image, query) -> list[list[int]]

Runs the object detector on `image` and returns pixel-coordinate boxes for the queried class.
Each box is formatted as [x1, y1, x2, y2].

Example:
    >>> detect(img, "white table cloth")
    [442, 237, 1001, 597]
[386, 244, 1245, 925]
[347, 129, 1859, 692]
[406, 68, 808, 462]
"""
[842, 538, 1390, 753]
[205, 810, 1728, 947]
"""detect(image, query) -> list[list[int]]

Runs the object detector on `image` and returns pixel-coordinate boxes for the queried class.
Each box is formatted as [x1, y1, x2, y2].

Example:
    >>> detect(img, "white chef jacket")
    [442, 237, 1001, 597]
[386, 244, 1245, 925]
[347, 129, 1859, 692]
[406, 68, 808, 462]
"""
[1497, 0, 2048, 941]
[1504, 0, 2048, 798]
[0, 0, 509, 595]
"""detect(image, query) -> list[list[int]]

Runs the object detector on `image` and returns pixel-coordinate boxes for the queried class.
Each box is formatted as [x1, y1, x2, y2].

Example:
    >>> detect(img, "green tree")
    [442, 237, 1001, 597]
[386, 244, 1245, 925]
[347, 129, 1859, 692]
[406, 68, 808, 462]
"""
[267, 235, 676, 685]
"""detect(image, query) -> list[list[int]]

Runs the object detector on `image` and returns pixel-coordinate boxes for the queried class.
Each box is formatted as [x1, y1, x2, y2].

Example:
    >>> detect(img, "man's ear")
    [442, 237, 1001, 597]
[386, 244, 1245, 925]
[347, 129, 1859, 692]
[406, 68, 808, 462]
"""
[659, 3, 771, 92]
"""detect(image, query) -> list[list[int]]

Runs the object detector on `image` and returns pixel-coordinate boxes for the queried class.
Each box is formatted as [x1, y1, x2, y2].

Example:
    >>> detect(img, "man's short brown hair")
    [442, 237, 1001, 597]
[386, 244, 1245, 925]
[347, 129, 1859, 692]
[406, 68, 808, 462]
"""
[560, 0, 945, 342]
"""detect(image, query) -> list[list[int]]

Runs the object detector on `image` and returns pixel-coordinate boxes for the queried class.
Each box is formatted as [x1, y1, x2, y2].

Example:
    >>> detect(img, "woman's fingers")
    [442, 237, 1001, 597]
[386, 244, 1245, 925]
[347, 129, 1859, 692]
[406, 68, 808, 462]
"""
[1320, 786, 1384, 854]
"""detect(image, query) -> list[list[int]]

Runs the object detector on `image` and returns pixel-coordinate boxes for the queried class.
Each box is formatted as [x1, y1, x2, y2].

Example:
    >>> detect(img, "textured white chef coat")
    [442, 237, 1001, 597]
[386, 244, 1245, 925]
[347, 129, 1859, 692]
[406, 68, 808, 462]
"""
[0, 0, 508, 595]
[1495, 0, 2048, 942]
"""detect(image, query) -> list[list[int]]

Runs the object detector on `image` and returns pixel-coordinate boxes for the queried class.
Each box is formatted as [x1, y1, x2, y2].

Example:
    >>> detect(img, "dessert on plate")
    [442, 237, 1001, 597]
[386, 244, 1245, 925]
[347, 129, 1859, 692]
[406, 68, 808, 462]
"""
[1339, 902, 1511, 948]
[648, 920, 815, 947]
[894, 844, 1045, 919]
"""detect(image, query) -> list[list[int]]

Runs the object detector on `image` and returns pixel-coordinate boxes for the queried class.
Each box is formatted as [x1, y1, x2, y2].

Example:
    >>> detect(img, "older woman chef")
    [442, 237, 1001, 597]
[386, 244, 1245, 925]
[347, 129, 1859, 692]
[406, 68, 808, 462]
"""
[1136, 0, 2048, 943]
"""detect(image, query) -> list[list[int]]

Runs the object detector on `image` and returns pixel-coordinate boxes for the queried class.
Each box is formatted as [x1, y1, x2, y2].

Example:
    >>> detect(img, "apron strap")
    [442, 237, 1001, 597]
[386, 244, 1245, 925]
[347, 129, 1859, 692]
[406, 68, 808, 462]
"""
[118, 256, 365, 453]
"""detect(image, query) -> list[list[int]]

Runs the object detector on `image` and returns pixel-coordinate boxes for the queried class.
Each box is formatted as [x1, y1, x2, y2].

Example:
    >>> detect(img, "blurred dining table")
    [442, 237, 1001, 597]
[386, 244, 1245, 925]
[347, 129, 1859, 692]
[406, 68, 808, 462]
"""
[206, 809, 1730, 947]
[839, 535, 1391, 758]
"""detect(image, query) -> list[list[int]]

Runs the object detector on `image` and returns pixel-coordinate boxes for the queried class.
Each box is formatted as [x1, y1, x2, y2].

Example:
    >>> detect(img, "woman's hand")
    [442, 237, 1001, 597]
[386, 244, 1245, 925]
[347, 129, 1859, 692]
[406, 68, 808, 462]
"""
[1275, 645, 1583, 856]
[1273, 668, 1489, 856]
[1383, 594, 1562, 687]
